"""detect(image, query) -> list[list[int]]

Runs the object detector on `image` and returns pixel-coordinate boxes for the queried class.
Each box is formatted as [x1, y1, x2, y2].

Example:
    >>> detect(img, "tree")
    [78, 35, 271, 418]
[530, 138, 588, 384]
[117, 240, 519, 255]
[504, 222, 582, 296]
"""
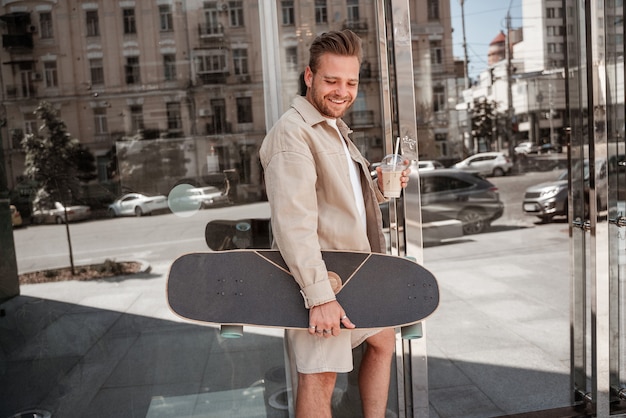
[22, 101, 81, 204]
[471, 98, 498, 151]
[21, 101, 80, 274]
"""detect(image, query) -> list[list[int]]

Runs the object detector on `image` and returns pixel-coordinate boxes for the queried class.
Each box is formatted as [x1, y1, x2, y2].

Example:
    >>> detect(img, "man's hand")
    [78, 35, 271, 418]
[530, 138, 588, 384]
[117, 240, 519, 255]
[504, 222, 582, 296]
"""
[376, 160, 411, 191]
[308, 300, 356, 337]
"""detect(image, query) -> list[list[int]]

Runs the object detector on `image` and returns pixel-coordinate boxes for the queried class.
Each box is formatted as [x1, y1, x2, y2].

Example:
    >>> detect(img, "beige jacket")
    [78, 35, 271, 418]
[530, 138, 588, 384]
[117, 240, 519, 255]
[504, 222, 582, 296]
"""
[260, 96, 387, 308]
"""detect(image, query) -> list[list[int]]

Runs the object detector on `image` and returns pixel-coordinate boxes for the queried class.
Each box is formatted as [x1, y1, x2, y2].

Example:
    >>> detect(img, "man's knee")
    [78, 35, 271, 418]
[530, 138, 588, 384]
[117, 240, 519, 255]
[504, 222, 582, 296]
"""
[298, 371, 337, 391]
[366, 328, 396, 356]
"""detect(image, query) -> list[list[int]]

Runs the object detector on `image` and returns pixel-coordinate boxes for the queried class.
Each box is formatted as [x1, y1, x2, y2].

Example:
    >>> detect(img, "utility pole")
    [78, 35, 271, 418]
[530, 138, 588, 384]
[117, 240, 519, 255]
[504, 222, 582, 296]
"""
[505, 11, 515, 160]
[460, 0, 470, 89]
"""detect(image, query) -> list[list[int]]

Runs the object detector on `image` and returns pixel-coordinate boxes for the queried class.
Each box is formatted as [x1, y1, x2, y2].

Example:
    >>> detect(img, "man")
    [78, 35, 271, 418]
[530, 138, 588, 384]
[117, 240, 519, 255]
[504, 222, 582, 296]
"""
[260, 30, 409, 417]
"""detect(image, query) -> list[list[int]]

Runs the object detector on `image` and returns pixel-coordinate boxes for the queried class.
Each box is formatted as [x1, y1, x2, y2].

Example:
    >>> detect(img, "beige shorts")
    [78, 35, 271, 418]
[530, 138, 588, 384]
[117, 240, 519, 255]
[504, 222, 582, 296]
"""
[286, 328, 381, 374]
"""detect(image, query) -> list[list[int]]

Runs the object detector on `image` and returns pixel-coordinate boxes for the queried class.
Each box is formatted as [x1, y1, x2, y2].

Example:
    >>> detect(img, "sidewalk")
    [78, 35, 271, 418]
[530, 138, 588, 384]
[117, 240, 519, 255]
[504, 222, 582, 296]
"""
[0, 223, 574, 417]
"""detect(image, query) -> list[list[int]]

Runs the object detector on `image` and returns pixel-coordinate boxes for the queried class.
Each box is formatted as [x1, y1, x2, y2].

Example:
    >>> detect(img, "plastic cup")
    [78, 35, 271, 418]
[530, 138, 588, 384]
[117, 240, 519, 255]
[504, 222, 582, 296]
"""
[381, 154, 408, 198]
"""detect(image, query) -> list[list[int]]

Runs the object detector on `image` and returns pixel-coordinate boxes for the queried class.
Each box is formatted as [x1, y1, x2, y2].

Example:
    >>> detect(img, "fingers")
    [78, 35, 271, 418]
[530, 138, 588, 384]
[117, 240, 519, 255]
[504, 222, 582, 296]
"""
[308, 306, 355, 338]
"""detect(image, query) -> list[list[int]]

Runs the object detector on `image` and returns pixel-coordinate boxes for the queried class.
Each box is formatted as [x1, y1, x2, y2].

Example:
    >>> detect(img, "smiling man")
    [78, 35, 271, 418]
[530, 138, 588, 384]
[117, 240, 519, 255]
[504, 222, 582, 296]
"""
[260, 30, 409, 417]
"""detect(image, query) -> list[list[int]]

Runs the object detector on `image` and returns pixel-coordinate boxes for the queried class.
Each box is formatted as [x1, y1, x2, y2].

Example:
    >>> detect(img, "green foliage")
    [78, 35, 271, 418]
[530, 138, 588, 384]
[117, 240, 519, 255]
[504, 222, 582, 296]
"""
[21, 101, 81, 204]
[471, 97, 498, 146]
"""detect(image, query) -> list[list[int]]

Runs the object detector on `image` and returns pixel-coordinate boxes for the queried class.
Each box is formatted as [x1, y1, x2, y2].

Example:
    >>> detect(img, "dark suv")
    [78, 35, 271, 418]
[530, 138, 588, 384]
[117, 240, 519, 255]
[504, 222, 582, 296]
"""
[380, 169, 504, 235]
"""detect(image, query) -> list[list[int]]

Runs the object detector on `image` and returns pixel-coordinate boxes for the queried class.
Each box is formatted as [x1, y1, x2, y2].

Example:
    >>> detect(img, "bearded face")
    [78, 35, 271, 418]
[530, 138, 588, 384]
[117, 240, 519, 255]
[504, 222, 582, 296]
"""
[305, 54, 360, 119]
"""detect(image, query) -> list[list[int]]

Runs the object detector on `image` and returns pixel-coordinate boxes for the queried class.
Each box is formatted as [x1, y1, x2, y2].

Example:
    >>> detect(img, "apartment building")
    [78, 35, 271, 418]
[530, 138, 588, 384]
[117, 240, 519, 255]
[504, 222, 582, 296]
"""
[0, 0, 456, 202]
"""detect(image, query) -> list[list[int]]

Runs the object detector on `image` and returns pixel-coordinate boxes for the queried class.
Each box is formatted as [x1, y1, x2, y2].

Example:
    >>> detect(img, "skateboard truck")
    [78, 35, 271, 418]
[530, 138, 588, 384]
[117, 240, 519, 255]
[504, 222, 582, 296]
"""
[220, 324, 244, 338]
[401, 322, 423, 339]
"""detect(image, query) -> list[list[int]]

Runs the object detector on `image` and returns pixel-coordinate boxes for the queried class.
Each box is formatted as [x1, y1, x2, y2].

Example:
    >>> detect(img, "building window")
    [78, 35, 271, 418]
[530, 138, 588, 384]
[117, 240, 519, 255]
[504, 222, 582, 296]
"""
[347, 0, 359, 22]
[203, 3, 221, 34]
[229, 1, 244, 27]
[123, 8, 137, 34]
[428, 0, 440, 20]
[237, 97, 253, 123]
[546, 7, 563, 18]
[197, 53, 226, 74]
[433, 85, 445, 112]
[43, 61, 58, 88]
[125, 57, 140, 84]
[547, 25, 565, 36]
[94, 108, 108, 134]
[39, 12, 53, 39]
[232, 49, 248, 75]
[282, 1, 294, 25]
[24, 113, 37, 135]
[130, 105, 144, 133]
[286, 46, 297, 70]
[315, 0, 327, 24]
[159, 5, 173, 31]
[90, 59, 104, 85]
[86, 10, 99, 37]
[430, 41, 443, 65]
[166, 102, 182, 131]
[164, 54, 176, 81]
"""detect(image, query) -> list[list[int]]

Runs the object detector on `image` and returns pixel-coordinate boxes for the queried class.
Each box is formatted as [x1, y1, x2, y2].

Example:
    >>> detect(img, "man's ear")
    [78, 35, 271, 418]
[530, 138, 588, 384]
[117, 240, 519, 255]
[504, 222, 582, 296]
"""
[304, 66, 313, 89]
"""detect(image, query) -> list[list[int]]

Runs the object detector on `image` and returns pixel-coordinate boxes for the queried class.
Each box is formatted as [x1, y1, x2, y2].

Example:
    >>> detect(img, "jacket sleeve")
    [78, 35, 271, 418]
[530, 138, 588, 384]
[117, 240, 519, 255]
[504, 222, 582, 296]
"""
[261, 133, 336, 309]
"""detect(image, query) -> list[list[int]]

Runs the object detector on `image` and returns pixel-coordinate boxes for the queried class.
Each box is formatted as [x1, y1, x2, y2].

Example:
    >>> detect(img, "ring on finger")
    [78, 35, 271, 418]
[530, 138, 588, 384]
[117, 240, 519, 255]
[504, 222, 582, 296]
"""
[309, 325, 316, 329]
[323, 329, 331, 334]
[340, 315, 347, 320]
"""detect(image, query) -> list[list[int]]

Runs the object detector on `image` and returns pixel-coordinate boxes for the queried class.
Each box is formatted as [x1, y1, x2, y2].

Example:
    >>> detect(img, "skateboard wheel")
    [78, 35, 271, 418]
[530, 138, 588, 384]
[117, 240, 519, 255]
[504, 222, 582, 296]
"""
[220, 325, 244, 338]
[401, 323, 423, 339]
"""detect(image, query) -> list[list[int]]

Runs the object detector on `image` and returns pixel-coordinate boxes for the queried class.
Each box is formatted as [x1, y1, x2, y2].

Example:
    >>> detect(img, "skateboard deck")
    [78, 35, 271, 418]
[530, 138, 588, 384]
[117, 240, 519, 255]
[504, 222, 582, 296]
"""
[205, 218, 272, 251]
[167, 250, 439, 332]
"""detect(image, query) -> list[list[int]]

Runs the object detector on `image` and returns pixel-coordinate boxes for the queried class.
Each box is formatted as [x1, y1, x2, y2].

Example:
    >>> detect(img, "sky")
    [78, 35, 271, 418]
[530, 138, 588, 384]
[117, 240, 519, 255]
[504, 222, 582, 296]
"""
[449, 0, 523, 80]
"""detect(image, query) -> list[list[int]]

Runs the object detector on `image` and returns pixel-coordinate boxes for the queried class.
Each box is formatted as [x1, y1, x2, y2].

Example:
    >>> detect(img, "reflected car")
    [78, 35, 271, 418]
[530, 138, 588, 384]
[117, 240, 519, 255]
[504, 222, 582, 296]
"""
[522, 171, 568, 222]
[539, 142, 563, 154]
[108, 193, 169, 217]
[31, 201, 91, 224]
[182, 186, 230, 209]
[452, 152, 513, 177]
[514, 141, 539, 155]
[417, 160, 445, 171]
[10, 204, 23, 227]
[381, 169, 504, 235]
[523, 159, 608, 222]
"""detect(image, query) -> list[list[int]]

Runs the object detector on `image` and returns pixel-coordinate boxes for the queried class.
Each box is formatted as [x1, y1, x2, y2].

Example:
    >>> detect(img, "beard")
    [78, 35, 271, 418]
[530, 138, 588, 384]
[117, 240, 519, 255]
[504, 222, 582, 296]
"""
[307, 84, 354, 119]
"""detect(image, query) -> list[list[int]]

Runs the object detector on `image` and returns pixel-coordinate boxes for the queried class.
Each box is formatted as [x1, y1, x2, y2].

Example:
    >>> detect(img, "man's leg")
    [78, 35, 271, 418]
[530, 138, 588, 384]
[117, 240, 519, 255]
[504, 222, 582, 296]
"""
[359, 328, 395, 418]
[296, 371, 337, 418]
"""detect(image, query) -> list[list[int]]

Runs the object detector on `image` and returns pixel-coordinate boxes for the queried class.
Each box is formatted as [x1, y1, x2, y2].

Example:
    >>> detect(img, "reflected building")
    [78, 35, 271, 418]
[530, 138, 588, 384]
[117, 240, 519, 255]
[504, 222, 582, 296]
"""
[0, 0, 457, 203]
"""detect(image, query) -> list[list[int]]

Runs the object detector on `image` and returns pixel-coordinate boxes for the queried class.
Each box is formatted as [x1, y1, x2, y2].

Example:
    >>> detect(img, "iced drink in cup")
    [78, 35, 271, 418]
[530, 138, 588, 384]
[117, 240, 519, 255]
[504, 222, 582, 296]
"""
[381, 154, 408, 198]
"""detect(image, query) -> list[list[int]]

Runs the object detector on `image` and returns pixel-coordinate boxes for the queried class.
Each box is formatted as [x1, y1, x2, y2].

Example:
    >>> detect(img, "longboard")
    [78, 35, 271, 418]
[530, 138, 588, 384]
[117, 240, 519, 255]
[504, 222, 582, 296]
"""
[167, 250, 439, 337]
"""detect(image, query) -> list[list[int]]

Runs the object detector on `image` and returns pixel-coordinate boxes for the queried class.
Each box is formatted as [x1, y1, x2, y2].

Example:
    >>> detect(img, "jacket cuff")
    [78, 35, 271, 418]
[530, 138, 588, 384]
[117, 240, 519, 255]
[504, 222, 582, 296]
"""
[300, 280, 337, 309]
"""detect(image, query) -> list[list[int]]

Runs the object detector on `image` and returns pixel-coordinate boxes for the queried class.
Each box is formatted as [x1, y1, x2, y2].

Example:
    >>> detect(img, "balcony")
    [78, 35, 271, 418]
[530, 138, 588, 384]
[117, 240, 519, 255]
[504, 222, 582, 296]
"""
[6, 84, 37, 99]
[198, 72, 228, 85]
[349, 110, 375, 128]
[2, 33, 33, 50]
[343, 20, 368, 33]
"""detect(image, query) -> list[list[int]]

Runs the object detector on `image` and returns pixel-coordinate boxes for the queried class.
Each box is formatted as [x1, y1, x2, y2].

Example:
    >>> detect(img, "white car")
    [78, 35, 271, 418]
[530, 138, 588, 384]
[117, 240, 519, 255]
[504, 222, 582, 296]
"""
[31, 201, 91, 224]
[514, 141, 539, 155]
[182, 186, 230, 208]
[416, 160, 444, 171]
[453, 152, 513, 177]
[108, 193, 169, 217]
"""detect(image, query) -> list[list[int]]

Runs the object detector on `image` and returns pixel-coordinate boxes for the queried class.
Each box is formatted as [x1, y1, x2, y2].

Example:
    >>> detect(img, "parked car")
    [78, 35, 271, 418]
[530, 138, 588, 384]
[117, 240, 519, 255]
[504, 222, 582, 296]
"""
[181, 186, 230, 209]
[539, 142, 563, 153]
[108, 193, 169, 217]
[417, 160, 445, 171]
[522, 159, 608, 222]
[514, 141, 539, 155]
[10, 204, 22, 227]
[452, 152, 513, 177]
[31, 201, 91, 224]
[380, 169, 504, 235]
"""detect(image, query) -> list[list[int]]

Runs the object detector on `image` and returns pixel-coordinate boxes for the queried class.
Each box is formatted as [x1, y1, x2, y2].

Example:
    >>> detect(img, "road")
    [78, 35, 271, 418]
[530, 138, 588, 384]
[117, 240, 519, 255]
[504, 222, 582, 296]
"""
[12, 170, 561, 274]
